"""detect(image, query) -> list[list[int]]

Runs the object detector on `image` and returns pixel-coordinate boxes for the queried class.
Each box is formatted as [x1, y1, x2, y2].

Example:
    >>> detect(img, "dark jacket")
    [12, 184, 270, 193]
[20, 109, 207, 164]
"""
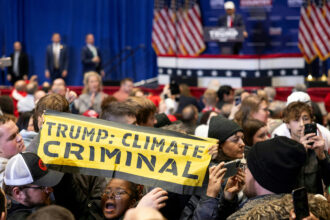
[218, 13, 246, 55]
[7, 198, 40, 220]
[298, 150, 330, 194]
[45, 44, 69, 79]
[7, 52, 29, 83]
[81, 46, 102, 74]
[180, 194, 239, 220]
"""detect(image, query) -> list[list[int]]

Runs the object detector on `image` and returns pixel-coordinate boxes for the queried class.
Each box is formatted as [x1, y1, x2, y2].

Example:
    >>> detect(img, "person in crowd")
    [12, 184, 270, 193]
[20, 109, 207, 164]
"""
[113, 78, 134, 102]
[7, 41, 29, 84]
[45, 33, 69, 81]
[0, 115, 25, 187]
[226, 136, 307, 219]
[194, 111, 218, 138]
[130, 88, 144, 97]
[16, 111, 34, 132]
[237, 193, 330, 220]
[3, 152, 64, 219]
[17, 82, 38, 113]
[216, 85, 234, 110]
[124, 207, 166, 220]
[41, 81, 51, 93]
[201, 89, 220, 113]
[208, 115, 245, 162]
[218, 1, 247, 55]
[277, 102, 330, 194]
[74, 71, 107, 115]
[10, 80, 27, 117]
[242, 119, 269, 155]
[34, 90, 46, 104]
[81, 33, 104, 76]
[272, 91, 330, 152]
[181, 104, 198, 135]
[27, 205, 75, 220]
[26, 93, 106, 220]
[0, 96, 15, 119]
[17, 111, 37, 147]
[100, 101, 137, 125]
[125, 96, 157, 127]
[234, 94, 269, 127]
[154, 113, 172, 128]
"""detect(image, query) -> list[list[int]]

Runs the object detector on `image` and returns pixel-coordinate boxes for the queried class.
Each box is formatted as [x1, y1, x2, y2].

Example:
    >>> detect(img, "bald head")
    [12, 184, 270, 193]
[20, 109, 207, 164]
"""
[14, 80, 26, 92]
[124, 207, 165, 220]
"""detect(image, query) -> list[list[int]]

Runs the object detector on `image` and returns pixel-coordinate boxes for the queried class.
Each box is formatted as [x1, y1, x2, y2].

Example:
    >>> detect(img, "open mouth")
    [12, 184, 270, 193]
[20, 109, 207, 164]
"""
[104, 202, 116, 213]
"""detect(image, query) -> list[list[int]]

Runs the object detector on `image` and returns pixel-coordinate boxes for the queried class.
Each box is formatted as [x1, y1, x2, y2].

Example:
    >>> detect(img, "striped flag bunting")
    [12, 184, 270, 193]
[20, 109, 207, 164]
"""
[152, 0, 205, 56]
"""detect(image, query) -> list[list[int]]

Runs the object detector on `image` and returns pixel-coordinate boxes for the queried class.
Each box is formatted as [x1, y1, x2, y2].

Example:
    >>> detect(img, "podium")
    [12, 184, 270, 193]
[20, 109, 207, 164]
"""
[204, 27, 244, 54]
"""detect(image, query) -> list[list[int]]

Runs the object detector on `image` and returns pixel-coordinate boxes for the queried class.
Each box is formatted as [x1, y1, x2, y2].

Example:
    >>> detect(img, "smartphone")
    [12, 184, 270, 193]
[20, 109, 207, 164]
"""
[304, 123, 317, 146]
[223, 159, 241, 179]
[234, 96, 241, 106]
[292, 187, 309, 220]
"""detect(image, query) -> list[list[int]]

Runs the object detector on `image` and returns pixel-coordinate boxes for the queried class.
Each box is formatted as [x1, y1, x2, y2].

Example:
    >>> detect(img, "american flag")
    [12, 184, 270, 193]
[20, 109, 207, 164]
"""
[298, 1, 330, 63]
[152, 0, 205, 56]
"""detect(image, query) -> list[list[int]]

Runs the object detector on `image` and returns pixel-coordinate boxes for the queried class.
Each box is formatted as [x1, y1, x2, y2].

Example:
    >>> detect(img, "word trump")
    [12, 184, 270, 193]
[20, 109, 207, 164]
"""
[37, 111, 217, 194]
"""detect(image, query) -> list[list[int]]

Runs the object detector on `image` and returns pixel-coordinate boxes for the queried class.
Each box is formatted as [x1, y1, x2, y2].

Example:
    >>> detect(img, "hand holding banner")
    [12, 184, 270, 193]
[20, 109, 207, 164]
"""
[36, 111, 217, 194]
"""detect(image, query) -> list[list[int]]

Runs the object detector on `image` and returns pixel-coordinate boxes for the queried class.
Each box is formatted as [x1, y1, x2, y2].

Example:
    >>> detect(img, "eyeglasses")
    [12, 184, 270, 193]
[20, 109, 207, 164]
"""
[103, 189, 130, 199]
[20, 186, 46, 191]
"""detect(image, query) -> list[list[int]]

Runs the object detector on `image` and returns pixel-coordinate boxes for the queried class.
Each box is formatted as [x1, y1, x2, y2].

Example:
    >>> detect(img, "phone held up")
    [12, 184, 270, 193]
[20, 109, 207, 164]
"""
[292, 187, 309, 220]
[304, 123, 317, 146]
[223, 159, 242, 179]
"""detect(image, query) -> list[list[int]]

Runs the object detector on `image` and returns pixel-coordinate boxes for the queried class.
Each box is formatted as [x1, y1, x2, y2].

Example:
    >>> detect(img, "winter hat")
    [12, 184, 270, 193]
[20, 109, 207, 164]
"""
[4, 152, 64, 187]
[208, 116, 243, 143]
[154, 113, 171, 128]
[247, 136, 306, 194]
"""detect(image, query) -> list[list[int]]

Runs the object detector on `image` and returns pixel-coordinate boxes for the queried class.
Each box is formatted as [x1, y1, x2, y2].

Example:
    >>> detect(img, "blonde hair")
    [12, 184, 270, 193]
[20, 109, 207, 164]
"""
[203, 89, 218, 106]
[82, 71, 102, 94]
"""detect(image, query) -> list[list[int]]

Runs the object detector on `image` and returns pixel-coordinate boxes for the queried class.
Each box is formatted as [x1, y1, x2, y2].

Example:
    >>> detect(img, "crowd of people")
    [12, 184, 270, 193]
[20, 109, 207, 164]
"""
[0, 75, 329, 220]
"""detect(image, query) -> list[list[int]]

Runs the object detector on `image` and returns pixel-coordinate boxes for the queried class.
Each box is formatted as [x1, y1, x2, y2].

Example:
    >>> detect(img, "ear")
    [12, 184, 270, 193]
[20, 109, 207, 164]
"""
[12, 187, 24, 202]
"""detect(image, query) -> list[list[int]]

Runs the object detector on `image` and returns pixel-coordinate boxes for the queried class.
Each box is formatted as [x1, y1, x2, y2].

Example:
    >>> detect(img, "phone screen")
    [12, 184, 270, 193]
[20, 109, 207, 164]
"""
[292, 187, 309, 220]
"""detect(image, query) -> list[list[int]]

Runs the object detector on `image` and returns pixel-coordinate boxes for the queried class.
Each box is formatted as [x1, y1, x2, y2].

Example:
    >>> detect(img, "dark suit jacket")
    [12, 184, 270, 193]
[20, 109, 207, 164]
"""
[45, 44, 69, 74]
[81, 46, 102, 74]
[218, 14, 246, 54]
[7, 52, 29, 81]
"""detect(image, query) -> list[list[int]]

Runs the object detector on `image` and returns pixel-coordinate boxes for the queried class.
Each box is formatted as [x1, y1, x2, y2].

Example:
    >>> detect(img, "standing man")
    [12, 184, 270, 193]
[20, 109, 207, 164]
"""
[218, 1, 248, 54]
[81, 33, 104, 77]
[45, 33, 69, 81]
[7, 41, 29, 84]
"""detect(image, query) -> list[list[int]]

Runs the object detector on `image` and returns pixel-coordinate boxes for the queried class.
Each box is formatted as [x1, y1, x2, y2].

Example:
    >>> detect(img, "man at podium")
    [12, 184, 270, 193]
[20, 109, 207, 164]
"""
[218, 1, 248, 55]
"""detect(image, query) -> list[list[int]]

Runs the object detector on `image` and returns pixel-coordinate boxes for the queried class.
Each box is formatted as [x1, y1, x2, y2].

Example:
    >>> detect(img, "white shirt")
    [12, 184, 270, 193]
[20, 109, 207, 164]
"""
[272, 123, 330, 151]
[13, 51, 20, 75]
[17, 94, 35, 113]
[52, 43, 61, 68]
[87, 44, 98, 57]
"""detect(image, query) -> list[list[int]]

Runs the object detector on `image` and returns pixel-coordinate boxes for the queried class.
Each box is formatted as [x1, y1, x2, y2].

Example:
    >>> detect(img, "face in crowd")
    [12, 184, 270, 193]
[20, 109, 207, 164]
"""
[102, 178, 137, 219]
[287, 110, 312, 140]
[122, 80, 134, 94]
[0, 120, 25, 159]
[15, 185, 53, 207]
[221, 131, 245, 159]
[252, 126, 269, 145]
[251, 100, 269, 123]
[88, 75, 100, 94]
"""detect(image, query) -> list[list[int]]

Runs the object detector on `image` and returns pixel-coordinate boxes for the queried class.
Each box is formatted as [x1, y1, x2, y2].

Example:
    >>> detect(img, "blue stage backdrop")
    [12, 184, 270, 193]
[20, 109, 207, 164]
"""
[201, 0, 303, 55]
[0, 0, 327, 86]
[0, 0, 157, 85]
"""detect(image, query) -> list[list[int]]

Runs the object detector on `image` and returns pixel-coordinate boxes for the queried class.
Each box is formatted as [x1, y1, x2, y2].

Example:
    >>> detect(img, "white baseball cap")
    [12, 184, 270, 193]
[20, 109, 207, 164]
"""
[4, 152, 63, 187]
[286, 91, 311, 106]
[224, 1, 235, 10]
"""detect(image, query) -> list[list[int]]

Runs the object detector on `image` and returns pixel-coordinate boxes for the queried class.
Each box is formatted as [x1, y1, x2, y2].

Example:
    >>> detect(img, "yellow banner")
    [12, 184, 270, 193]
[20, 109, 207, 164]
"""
[37, 111, 217, 194]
